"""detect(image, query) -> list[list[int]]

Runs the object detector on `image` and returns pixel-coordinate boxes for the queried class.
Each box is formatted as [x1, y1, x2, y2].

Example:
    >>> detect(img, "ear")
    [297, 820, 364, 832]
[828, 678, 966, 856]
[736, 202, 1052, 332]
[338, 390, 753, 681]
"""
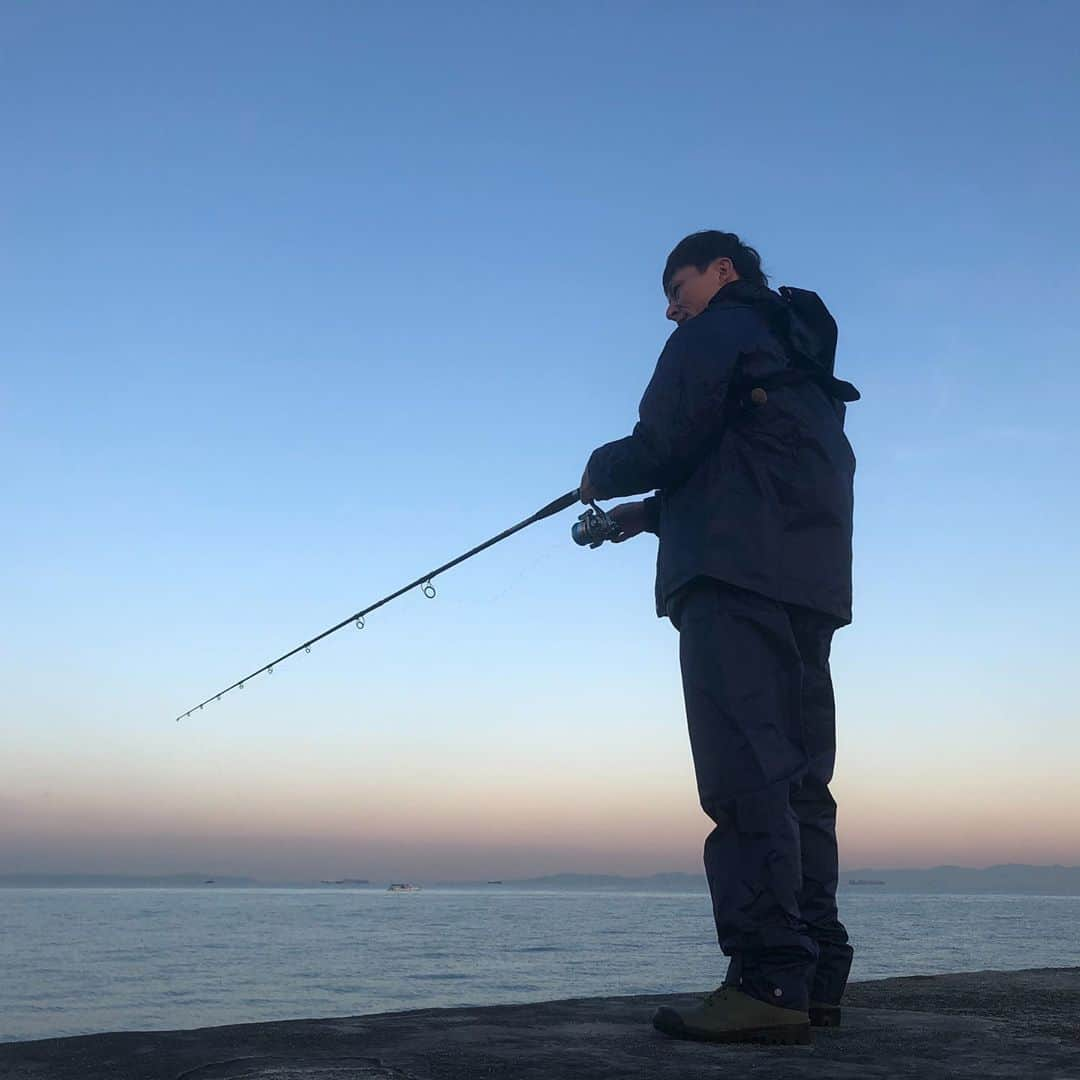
[709, 257, 736, 283]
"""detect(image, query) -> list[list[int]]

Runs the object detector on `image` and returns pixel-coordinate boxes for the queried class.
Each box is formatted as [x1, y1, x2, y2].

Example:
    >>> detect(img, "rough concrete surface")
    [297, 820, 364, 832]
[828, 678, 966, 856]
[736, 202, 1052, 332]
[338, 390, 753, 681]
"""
[1, 967, 1078, 1079]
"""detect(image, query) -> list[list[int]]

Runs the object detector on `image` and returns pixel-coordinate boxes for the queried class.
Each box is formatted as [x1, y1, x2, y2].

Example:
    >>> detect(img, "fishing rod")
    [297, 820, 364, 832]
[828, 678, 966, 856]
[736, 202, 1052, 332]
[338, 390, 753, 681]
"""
[174, 487, 618, 722]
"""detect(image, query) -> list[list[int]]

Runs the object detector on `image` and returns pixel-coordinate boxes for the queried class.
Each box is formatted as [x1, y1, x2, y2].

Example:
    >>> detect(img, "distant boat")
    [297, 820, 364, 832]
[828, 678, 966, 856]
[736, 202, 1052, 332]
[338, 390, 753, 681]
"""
[848, 879, 886, 885]
[487, 880, 503, 885]
[387, 883, 421, 892]
[321, 879, 370, 886]
[204, 879, 215, 884]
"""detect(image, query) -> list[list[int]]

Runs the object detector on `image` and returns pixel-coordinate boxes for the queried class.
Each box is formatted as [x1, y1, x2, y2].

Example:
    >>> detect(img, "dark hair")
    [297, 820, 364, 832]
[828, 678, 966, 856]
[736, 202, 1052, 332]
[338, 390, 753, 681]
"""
[662, 230, 769, 294]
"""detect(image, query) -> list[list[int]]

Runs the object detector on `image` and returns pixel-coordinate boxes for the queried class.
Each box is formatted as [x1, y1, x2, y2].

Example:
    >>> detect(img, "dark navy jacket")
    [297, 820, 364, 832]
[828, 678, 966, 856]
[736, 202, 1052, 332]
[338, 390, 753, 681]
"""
[585, 281, 856, 624]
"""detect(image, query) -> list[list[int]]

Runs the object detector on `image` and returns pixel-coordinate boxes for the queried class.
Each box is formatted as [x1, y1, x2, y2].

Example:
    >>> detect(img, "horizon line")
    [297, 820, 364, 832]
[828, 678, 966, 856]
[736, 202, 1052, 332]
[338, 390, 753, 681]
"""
[4, 861, 1080, 885]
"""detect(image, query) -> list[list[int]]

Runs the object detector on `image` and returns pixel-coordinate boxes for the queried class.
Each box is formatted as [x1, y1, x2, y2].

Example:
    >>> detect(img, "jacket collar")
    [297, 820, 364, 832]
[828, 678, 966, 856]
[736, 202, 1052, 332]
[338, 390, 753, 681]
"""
[706, 278, 777, 309]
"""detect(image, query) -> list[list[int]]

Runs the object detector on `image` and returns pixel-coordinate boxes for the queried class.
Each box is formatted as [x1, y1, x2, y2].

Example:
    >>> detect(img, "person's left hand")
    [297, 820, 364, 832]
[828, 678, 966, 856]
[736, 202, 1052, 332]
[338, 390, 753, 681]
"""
[579, 468, 597, 503]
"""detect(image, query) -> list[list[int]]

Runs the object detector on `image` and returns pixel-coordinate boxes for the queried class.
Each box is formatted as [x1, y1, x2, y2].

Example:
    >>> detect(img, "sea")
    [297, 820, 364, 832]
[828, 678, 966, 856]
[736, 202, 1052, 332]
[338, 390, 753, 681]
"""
[2, 887, 1079, 1044]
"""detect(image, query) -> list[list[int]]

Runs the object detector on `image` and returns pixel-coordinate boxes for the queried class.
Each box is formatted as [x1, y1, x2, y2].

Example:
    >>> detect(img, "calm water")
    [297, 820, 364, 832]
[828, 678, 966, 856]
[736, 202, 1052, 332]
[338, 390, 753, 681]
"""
[2, 888, 1079, 1044]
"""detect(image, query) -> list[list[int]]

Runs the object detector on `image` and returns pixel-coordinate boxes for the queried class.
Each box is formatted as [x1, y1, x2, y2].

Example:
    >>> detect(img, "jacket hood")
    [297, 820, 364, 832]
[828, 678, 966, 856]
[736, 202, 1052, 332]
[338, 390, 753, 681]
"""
[708, 278, 857, 402]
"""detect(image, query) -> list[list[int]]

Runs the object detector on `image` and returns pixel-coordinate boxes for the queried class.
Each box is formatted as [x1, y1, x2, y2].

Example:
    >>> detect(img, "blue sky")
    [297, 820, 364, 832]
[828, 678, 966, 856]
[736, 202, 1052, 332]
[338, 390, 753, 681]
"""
[3, 2, 1079, 880]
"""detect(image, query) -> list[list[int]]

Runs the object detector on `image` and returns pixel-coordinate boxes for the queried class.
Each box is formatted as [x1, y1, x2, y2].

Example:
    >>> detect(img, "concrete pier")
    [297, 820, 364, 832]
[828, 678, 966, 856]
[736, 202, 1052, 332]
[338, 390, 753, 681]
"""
[2, 967, 1077, 1078]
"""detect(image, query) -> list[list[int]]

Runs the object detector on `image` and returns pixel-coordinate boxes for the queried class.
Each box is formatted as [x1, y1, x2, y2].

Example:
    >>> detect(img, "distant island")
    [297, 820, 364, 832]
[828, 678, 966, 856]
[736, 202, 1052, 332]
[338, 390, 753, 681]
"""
[434, 865, 1080, 894]
[2, 864, 1079, 894]
[837, 864, 1080, 894]
[452, 872, 708, 891]
[0, 873, 260, 888]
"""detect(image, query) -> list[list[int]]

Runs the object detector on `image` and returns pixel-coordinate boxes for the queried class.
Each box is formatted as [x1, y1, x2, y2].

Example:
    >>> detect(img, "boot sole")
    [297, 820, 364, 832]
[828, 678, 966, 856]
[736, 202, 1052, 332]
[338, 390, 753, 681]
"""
[653, 1009, 811, 1046]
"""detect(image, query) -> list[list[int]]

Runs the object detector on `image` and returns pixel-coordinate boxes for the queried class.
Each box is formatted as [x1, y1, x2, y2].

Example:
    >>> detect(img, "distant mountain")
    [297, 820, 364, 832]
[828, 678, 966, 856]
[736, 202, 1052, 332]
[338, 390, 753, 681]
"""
[431, 872, 709, 891]
[434, 865, 1080, 894]
[0, 873, 260, 888]
[839, 864, 1080, 895]
[4, 864, 1078, 893]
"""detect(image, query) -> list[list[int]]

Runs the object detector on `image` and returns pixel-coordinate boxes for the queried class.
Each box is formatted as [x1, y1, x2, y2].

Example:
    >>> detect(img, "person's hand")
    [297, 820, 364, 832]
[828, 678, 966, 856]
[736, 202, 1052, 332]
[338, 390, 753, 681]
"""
[579, 468, 598, 504]
[607, 501, 650, 543]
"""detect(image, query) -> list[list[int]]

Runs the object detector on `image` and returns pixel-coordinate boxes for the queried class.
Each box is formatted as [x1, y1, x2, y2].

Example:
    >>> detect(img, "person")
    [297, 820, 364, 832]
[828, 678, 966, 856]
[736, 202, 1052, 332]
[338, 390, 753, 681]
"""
[580, 230, 858, 1046]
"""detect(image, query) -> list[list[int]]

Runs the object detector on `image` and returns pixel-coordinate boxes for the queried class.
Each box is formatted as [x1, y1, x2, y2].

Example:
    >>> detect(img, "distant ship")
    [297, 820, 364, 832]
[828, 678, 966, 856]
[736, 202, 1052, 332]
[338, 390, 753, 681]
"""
[487, 880, 503, 885]
[848, 879, 886, 885]
[204, 879, 215, 884]
[387, 883, 421, 892]
[321, 879, 370, 885]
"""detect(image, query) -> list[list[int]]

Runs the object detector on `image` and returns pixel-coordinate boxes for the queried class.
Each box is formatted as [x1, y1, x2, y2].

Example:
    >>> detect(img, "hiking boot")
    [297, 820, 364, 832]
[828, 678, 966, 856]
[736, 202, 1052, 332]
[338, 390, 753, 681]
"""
[652, 987, 811, 1045]
[809, 1002, 841, 1027]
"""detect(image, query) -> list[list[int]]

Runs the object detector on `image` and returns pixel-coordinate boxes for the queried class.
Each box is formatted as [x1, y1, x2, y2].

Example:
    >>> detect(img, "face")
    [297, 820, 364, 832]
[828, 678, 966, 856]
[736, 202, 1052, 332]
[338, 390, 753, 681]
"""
[664, 257, 738, 324]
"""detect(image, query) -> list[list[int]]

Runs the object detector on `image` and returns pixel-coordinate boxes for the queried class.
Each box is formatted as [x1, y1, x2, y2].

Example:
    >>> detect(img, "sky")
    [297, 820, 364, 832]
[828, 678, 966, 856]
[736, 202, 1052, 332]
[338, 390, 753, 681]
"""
[3, 1, 1079, 882]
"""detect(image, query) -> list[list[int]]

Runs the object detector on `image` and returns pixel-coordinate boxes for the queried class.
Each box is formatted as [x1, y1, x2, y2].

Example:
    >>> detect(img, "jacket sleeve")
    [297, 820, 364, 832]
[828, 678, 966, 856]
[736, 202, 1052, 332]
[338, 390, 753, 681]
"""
[585, 322, 739, 499]
[641, 493, 660, 534]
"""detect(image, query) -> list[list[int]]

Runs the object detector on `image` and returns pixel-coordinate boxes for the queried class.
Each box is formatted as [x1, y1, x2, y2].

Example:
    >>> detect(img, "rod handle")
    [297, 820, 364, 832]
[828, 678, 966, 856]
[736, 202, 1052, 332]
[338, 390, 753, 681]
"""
[532, 488, 581, 522]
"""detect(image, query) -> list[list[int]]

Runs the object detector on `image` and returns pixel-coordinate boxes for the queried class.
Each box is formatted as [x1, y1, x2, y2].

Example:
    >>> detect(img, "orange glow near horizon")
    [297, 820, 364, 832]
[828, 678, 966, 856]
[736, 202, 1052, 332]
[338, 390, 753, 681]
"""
[6, 690, 1080, 880]
[5, 761, 1080, 879]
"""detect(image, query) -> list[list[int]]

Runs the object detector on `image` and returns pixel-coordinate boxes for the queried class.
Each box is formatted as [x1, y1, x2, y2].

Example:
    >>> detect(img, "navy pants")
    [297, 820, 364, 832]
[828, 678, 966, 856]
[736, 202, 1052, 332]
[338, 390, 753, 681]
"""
[668, 578, 853, 1011]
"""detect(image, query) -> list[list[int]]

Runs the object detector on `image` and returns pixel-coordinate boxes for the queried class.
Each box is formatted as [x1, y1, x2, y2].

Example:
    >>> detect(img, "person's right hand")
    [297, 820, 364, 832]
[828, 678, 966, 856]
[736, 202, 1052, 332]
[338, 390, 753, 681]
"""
[608, 501, 651, 543]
